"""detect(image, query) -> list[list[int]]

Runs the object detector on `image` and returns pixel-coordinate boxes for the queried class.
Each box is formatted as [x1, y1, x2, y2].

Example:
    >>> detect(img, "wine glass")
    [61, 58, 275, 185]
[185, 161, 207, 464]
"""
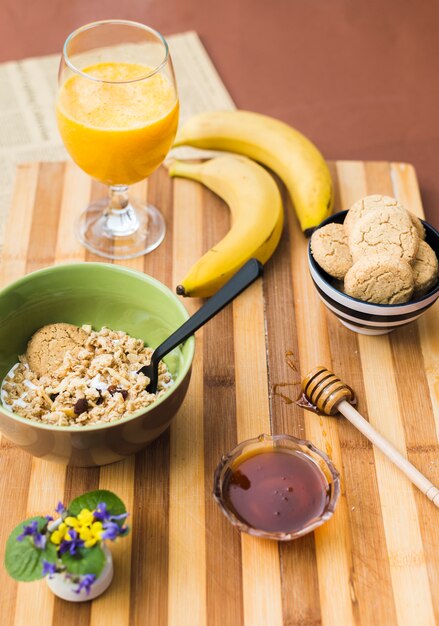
[56, 20, 179, 259]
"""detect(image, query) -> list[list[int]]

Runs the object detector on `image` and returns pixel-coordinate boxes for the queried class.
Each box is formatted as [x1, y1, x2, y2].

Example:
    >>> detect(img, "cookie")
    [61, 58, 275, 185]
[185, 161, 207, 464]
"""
[409, 212, 426, 241]
[349, 207, 419, 263]
[344, 254, 414, 304]
[26, 323, 89, 376]
[311, 223, 353, 279]
[344, 194, 425, 241]
[412, 240, 439, 297]
[344, 195, 403, 237]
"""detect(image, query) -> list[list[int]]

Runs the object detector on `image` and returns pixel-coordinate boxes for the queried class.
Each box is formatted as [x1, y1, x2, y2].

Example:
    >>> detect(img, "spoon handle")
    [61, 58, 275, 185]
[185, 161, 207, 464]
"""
[302, 366, 439, 507]
[337, 399, 439, 507]
[151, 258, 263, 367]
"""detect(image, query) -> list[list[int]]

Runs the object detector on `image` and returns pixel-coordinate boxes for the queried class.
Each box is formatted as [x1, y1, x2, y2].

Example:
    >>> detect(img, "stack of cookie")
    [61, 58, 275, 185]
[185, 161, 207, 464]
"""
[310, 195, 438, 304]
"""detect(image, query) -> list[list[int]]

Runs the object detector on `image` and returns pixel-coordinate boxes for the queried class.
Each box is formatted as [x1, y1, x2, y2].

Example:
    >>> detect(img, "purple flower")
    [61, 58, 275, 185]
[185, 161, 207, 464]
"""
[94, 502, 128, 523]
[111, 513, 128, 521]
[74, 574, 96, 595]
[59, 529, 85, 556]
[17, 521, 39, 542]
[93, 502, 109, 522]
[55, 502, 66, 515]
[42, 560, 57, 578]
[33, 533, 47, 550]
[100, 520, 129, 541]
[119, 525, 129, 537]
[100, 521, 119, 541]
[45, 515, 54, 522]
[17, 520, 47, 549]
[93, 502, 129, 541]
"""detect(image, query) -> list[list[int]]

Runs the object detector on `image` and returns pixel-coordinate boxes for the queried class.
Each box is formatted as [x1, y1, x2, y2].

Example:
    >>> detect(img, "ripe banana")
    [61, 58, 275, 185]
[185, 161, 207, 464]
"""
[174, 110, 333, 235]
[169, 155, 283, 297]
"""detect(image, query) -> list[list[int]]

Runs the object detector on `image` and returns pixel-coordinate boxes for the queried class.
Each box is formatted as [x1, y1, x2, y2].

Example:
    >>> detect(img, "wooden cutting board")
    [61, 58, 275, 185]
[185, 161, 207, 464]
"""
[0, 160, 438, 626]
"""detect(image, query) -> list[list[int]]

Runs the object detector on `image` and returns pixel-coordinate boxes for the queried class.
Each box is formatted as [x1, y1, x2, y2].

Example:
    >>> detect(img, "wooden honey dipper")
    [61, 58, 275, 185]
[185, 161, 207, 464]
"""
[302, 366, 439, 507]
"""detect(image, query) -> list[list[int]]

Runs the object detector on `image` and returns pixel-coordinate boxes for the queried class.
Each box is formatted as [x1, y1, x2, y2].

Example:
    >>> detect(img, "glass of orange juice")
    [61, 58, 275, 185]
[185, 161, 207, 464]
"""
[57, 20, 179, 259]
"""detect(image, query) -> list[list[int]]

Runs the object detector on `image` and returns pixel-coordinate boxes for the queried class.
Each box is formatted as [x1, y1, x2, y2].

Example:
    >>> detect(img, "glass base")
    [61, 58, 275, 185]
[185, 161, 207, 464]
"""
[76, 196, 166, 260]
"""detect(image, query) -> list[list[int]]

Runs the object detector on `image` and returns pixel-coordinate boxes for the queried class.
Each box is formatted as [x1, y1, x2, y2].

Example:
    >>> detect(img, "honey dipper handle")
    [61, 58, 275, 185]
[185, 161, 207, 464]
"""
[337, 400, 439, 508]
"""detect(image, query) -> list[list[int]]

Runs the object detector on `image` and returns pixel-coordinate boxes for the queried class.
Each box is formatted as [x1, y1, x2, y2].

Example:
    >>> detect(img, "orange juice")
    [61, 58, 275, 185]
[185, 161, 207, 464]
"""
[56, 62, 179, 185]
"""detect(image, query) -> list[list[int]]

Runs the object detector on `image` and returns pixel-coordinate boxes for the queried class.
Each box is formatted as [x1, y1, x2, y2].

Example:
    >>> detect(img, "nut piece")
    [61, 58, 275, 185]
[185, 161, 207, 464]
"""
[27, 323, 88, 377]
[311, 223, 353, 279]
[73, 398, 89, 415]
[349, 207, 419, 264]
[108, 385, 128, 400]
[412, 240, 439, 298]
[344, 254, 414, 304]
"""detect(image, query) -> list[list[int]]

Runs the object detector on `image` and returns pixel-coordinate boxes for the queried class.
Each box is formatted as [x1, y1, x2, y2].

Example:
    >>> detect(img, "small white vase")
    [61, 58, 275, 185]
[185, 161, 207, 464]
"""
[46, 544, 113, 602]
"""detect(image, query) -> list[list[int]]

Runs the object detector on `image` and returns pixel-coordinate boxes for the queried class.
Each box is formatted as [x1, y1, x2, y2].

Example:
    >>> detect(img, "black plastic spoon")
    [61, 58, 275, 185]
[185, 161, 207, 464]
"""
[139, 258, 264, 393]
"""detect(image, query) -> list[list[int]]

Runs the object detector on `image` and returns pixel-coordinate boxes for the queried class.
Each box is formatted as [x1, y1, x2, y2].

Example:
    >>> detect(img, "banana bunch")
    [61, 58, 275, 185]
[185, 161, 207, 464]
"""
[169, 155, 283, 298]
[174, 110, 334, 235]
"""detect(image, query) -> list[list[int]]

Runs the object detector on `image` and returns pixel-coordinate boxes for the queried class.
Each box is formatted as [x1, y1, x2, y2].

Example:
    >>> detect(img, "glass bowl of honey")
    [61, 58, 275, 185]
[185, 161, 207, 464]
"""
[213, 433, 340, 540]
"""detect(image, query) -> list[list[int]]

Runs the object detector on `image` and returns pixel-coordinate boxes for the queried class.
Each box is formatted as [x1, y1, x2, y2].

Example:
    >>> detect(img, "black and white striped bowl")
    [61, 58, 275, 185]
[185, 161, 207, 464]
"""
[308, 210, 439, 335]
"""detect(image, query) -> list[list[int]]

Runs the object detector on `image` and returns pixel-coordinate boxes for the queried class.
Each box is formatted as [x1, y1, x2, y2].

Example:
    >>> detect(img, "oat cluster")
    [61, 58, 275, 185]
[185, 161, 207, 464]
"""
[1, 325, 173, 426]
[311, 194, 438, 304]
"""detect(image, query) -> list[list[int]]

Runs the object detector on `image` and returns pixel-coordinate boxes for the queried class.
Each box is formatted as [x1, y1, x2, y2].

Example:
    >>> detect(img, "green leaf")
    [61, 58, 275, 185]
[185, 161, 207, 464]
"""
[68, 490, 126, 525]
[61, 544, 106, 577]
[4, 517, 57, 582]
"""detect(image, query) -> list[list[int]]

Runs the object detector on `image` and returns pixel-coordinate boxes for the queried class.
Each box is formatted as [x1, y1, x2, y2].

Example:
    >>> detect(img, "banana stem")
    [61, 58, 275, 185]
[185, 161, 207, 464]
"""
[168, 160, 204, 180]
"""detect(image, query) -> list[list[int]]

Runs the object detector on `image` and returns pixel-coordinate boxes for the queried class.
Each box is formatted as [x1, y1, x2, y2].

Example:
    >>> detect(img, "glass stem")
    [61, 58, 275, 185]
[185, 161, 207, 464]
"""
[109, 185, 130, 211]
[104, 185, 140, 237]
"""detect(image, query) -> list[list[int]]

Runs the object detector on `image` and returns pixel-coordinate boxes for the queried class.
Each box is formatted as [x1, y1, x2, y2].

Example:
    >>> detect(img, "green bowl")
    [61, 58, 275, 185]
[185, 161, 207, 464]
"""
[0, 263, 194, 466]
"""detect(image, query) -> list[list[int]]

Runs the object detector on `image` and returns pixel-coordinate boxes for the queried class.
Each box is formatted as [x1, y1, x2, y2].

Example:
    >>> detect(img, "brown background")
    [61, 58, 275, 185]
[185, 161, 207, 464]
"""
[0, 0, 438, 225]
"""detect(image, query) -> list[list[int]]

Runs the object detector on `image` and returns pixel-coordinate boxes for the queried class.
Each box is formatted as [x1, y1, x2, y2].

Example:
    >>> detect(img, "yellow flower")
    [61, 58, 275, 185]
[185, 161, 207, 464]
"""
[78, 521, 103, 548]
[91, 521, 103, 534]
[50, 522, 67, 545]
[64, 509, 94, 531]
[77, 508, 95, 526]
[49, 508, 103, 549]
[64, 516, 79, 529]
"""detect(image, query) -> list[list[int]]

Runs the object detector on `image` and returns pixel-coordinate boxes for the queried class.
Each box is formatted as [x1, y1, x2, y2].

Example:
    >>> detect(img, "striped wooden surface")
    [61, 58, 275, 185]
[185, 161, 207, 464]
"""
[0, 160, 438, 626]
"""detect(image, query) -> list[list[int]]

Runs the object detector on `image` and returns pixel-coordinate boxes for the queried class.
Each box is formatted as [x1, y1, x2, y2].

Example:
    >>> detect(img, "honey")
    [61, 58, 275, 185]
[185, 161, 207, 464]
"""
[223, 449, 330, 534]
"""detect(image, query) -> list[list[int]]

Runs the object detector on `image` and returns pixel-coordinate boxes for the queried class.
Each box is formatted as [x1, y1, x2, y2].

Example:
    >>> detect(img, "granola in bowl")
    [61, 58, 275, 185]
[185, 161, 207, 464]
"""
[1, 324, 173, 427]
